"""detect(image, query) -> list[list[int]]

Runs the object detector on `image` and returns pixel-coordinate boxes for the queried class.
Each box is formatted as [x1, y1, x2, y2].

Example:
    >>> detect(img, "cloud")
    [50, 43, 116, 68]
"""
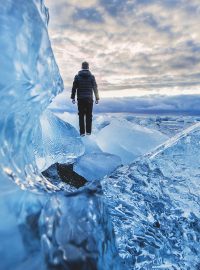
[73, 7, 103, 23]
[45, 0, 200, 97]
[70, 0, 98, 8]
[49, 92, 200, 116]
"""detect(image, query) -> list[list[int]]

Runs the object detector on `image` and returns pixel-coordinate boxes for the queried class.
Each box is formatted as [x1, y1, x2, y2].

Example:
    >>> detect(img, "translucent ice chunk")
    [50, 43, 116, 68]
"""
[102, 123, 200, 269]
[36, 110, 84, 171]
[96, 118, 168, 164]
[0, 0, 63, 190]
[41, 187, 123, 270]
[80, 134, 102, 154]
[74, 152, 122, 181]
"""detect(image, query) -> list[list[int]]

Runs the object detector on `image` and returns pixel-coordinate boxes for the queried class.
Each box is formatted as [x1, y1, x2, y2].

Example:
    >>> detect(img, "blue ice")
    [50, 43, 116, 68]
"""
[0, 0, 199, 269]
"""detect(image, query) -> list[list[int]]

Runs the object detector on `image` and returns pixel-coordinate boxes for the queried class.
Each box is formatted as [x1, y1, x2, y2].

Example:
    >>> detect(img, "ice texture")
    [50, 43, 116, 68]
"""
[40, 185, 123, 270]
[124, 114, 196, 137]
[95, 118, 168, 164]
[0, 0, 60, 268]
[0, 183, 48, 270]
[36, 110, 84, 171]
[0, 0, 63, 191]
[0, 1, 122, 269]
[1, 0, 200, 269]
[102, 123, 200, 269]
[74, 152, 122, 181]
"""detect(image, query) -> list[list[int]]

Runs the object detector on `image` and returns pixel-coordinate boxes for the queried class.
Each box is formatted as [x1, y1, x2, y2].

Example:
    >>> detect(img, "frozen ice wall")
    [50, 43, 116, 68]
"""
[0, 0, 63, 268]
[0, 0, 63, 190]
[0, 1, 121, 269]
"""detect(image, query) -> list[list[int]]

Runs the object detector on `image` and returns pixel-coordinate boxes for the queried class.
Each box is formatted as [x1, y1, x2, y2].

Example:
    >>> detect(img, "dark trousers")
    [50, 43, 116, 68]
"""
[78, 98, 93, 135]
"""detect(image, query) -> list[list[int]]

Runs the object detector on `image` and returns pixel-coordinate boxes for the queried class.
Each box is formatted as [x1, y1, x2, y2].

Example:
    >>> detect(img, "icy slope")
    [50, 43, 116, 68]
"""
[102, 122, 200, 269]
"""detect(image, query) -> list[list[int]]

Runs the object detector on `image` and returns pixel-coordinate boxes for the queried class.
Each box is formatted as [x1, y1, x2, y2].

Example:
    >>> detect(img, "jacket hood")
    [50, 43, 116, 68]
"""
[78, 69, 92, 77]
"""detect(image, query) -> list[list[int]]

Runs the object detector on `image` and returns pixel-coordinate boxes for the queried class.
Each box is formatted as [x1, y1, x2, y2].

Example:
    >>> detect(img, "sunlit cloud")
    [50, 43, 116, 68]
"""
[45, 0, 200, 97]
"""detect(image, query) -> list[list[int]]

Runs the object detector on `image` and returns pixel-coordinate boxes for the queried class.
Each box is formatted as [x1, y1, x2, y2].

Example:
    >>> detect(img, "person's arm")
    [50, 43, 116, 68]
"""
[92, 75, 99, 102]
[71, 75, 78, 102]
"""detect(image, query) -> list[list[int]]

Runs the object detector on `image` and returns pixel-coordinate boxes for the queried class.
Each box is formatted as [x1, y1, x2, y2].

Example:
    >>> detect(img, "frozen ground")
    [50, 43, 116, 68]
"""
[53, 110, 199, 168]
[43, 111, 200, 269]
[54, 111, 198, 137]
[101, 121, 200, 269]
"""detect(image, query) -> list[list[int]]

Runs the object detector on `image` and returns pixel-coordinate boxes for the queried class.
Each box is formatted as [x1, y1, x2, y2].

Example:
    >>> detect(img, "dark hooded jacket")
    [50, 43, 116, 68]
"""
[71, 70, 99, 100]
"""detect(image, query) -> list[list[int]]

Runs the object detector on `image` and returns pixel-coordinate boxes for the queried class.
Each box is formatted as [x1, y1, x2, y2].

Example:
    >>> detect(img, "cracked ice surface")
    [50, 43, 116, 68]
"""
[102, 123, 200, 269]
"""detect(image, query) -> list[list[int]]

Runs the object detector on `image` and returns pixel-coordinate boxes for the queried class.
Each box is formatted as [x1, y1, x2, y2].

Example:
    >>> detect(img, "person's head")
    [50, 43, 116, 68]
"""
[82, 61, 89, 70]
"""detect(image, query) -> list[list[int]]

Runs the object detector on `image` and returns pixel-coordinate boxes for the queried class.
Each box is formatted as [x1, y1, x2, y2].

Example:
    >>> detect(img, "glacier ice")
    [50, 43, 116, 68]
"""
[0, 183, 48, 270]
[55, 113, 170, 165]
[0, 0, 60, 268]
[40, 186, 123, 270]
[124, 114, 196, 137]
[72, 134, 122, 181]
[0, 0, 200, 269]
[95, 118, 168, 164]
[79, 135, 102, 154]
[74, 152, 122, 181]
[0, 0, 63, 191]
[36, 110, 84, 171]
[101, 123, 200, 269]
[0, 2, 65, 267]
[0, 0, 122, 269]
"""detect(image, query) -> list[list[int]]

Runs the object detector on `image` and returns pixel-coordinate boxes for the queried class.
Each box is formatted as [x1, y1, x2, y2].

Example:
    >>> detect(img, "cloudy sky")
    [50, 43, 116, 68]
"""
[45, 0, 200, 99]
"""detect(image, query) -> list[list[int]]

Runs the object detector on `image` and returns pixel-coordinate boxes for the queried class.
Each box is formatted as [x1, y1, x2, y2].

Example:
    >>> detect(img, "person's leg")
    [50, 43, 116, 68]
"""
[85, 99, 93, 134]
[78, 100, 86, 135]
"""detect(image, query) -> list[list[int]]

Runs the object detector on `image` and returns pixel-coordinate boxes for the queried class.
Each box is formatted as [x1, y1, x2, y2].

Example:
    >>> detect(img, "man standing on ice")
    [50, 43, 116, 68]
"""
[71, 61, 100, 136]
